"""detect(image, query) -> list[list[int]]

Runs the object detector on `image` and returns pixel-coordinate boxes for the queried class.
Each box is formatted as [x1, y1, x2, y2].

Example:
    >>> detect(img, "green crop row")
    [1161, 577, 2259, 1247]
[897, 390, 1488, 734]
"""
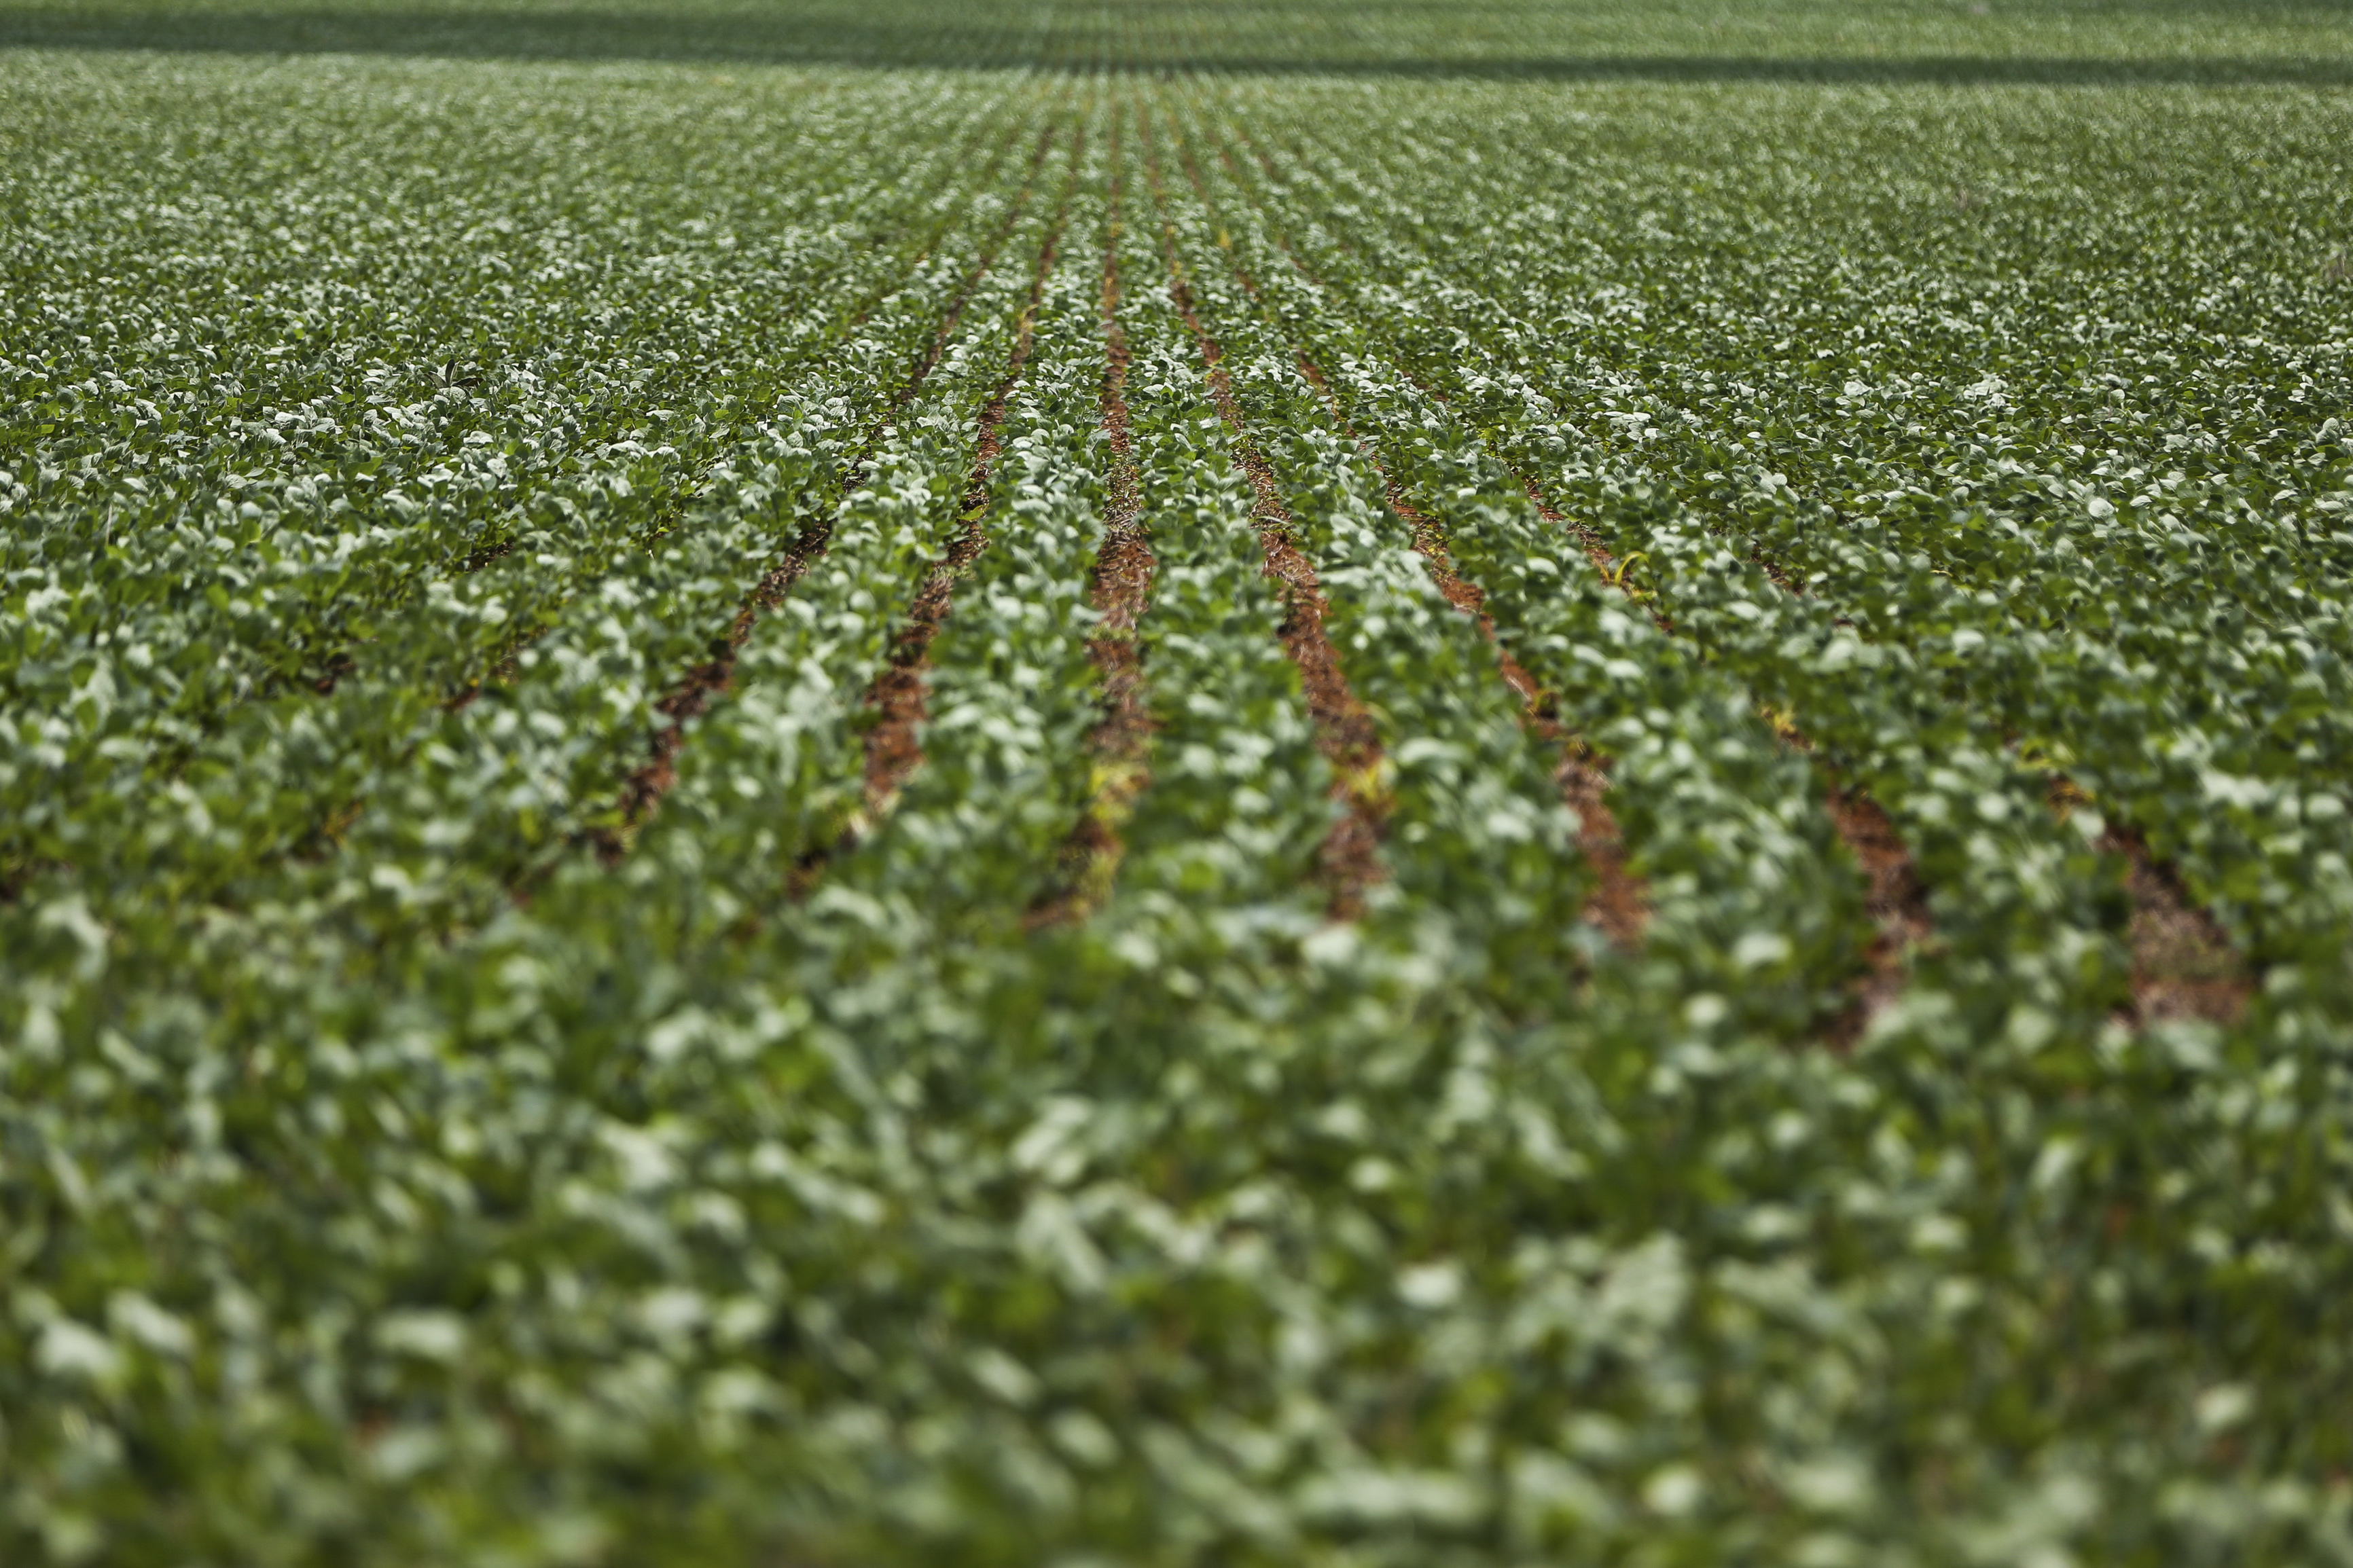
[4, 19, 2352, 1568]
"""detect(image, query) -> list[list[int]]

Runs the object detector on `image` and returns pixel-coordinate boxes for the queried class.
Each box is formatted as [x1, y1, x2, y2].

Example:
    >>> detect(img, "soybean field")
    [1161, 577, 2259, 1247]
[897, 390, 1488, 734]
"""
[5, 1, 2353, 1563]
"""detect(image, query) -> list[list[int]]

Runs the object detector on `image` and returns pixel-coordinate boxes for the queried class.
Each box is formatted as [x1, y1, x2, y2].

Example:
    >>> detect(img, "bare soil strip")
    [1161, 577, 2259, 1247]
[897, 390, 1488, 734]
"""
[2045, 780, 2254, 1027]
[1143, 132, 1387, 919]
[1818, 784, 1937, 1047]
[2111, 828, 2254, 1027]
[589, 125, 1060, 864]
[1030, 145, 1160, 927]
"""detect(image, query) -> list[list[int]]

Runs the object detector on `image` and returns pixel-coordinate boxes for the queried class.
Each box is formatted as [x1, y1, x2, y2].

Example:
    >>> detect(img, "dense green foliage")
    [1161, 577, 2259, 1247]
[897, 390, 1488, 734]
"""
[4, 1, 2353, 1563]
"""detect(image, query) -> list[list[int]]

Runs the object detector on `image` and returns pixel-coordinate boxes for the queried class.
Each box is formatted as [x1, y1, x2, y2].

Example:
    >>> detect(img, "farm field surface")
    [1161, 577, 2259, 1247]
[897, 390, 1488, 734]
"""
[4, 0, 2353, 1561]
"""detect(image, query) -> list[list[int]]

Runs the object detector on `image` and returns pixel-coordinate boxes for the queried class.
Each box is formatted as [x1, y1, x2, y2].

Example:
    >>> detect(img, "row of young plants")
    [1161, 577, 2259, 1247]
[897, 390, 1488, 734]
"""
[1, 62, 1043, 903]
[1158, 103, 1874, 1040]
[633, 111, 1109, 936]
[1153, 77, 2353, 1559]
[6, 45, 2353, 1568]
[1208, 77, 2353, 1012]
[1154, 156, 1595, 1008]
[1, 101, 1342, 1567]
[21, 94, 1075, 936]
[1195, 94, 2144, 1030]
[0, 81, 1096, 1565]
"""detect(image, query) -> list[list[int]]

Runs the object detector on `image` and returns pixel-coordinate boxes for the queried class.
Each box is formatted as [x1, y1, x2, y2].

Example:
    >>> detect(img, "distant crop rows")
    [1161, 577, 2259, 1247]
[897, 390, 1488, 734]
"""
[5, 31, 2353, 1568]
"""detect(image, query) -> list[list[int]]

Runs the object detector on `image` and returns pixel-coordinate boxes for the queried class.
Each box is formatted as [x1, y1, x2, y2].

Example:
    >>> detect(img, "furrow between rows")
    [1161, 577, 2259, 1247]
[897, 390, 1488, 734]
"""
[1030, 132, 1158, 926]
